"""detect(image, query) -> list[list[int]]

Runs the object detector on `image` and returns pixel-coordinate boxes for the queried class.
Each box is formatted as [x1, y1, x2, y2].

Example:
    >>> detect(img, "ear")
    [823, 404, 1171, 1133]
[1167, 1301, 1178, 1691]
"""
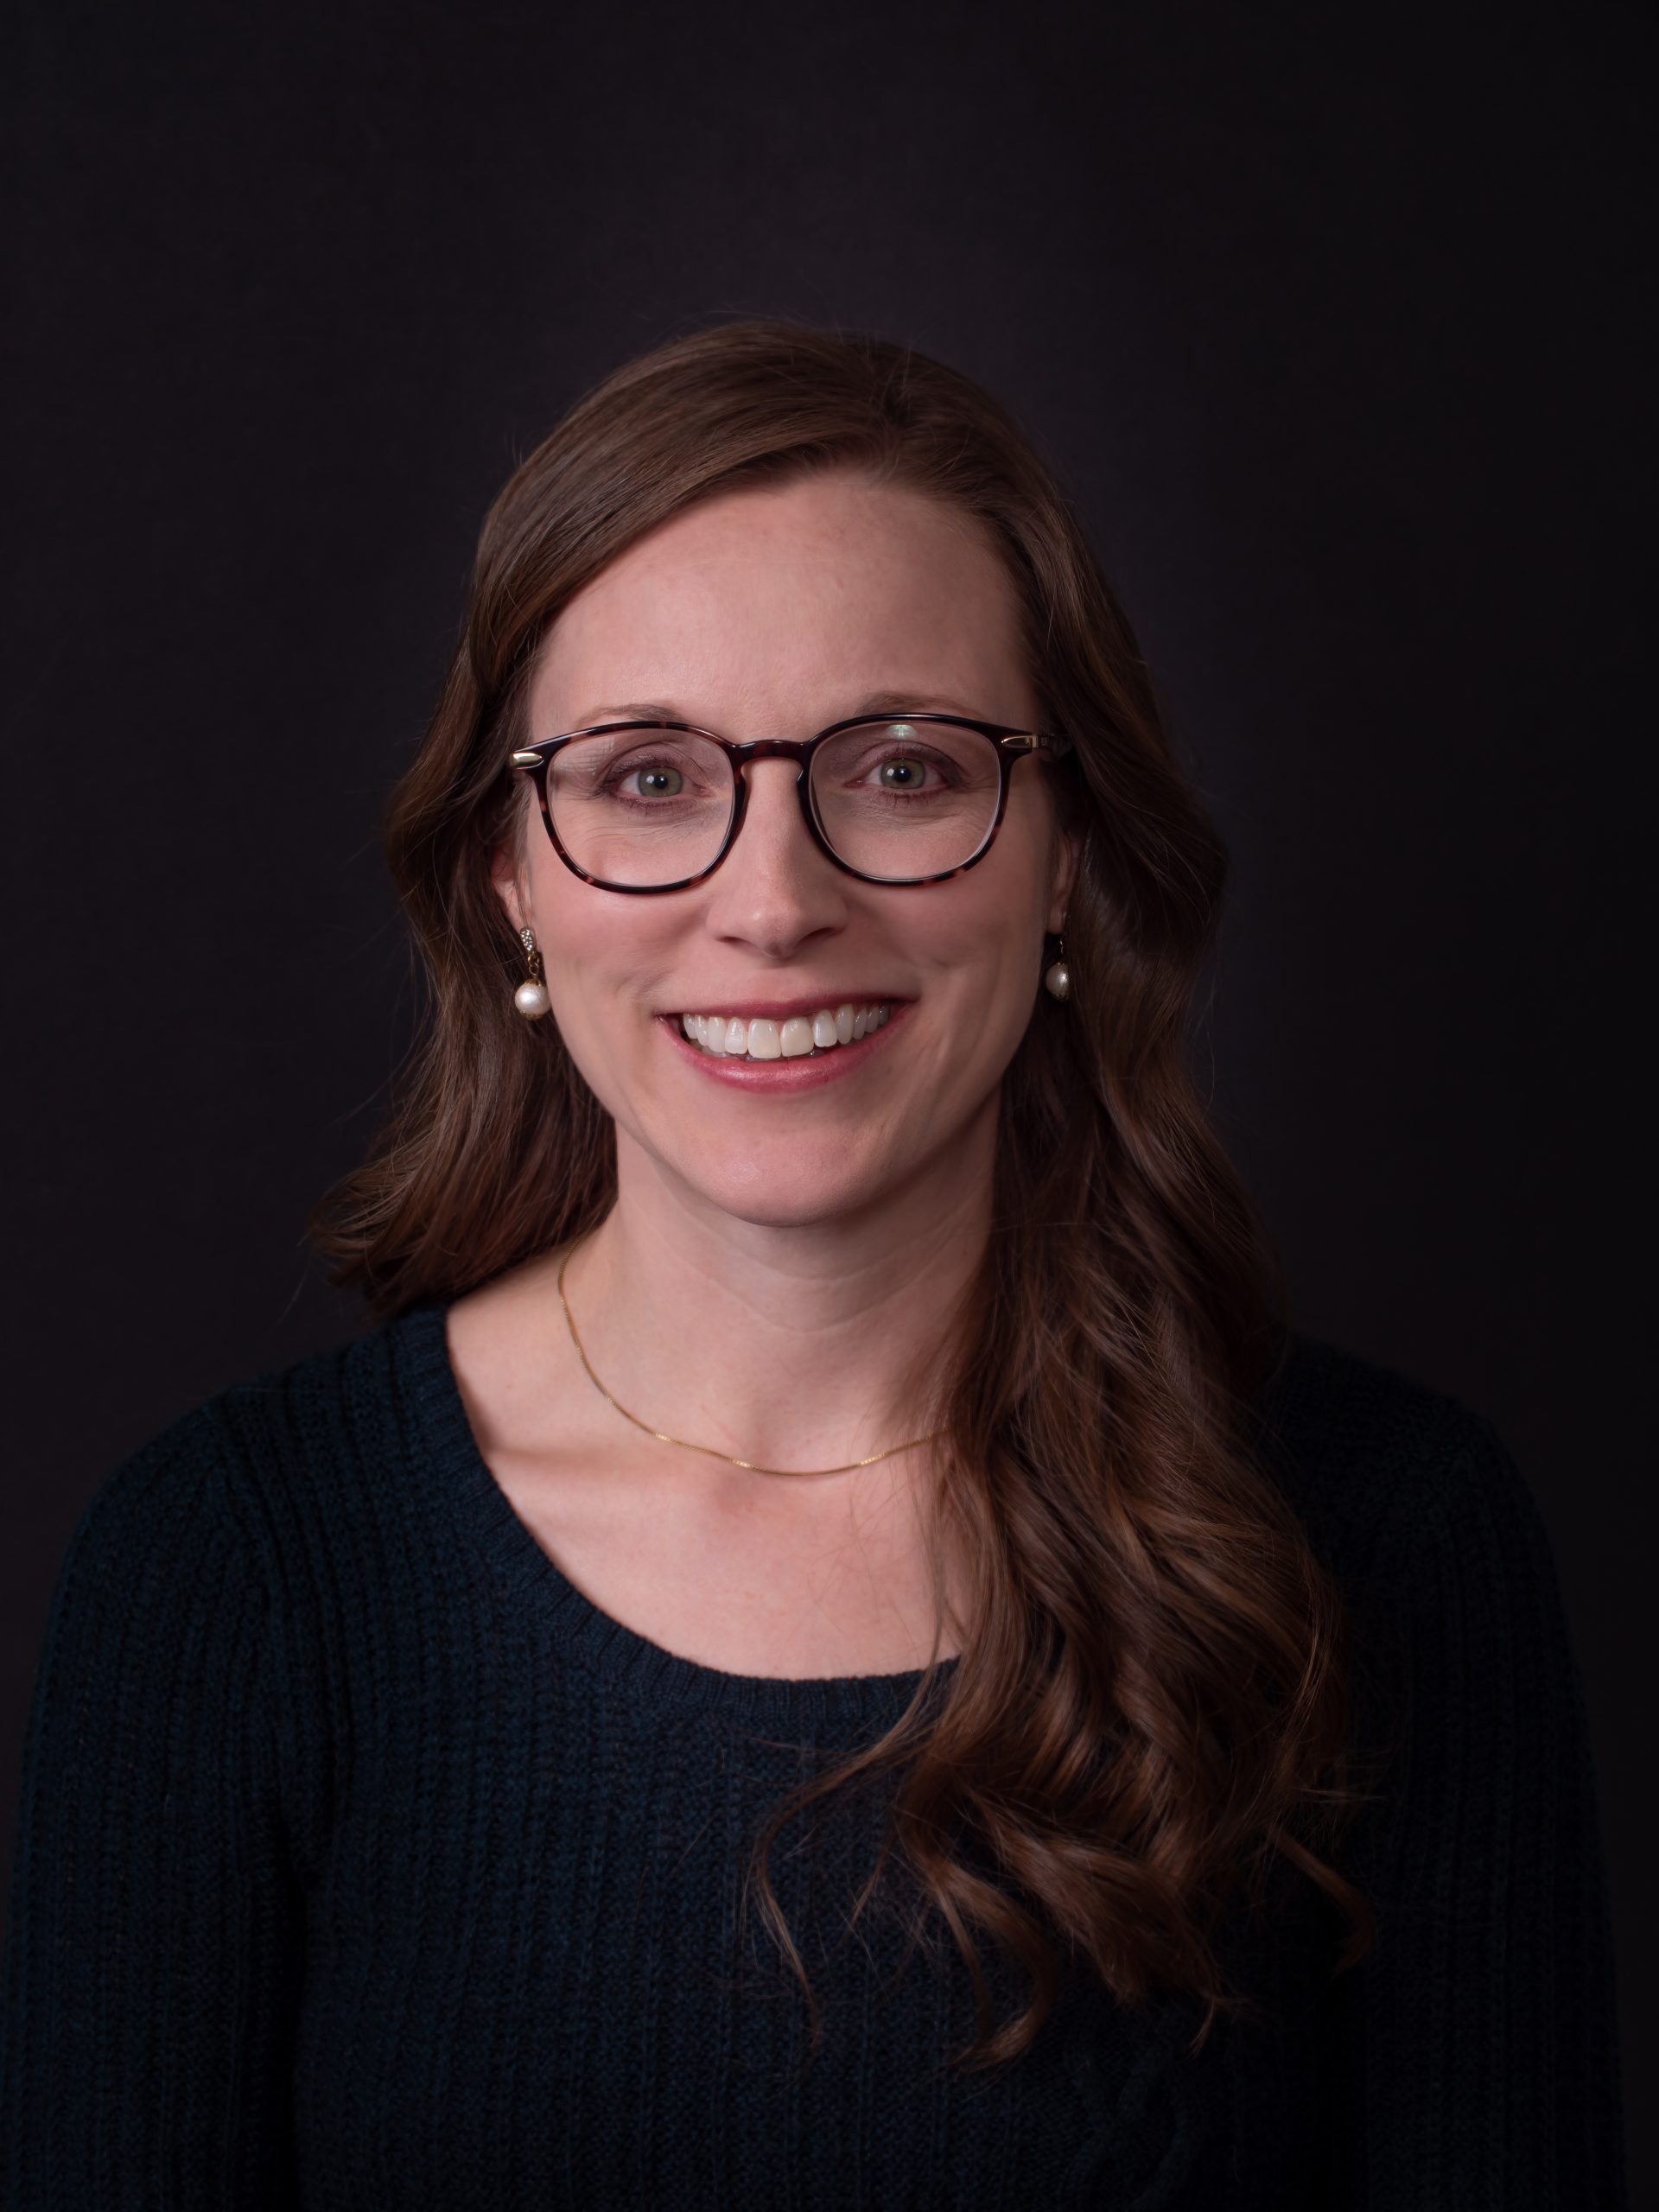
[489, 840, 530, 938]
[1046, 823, 1080, 937]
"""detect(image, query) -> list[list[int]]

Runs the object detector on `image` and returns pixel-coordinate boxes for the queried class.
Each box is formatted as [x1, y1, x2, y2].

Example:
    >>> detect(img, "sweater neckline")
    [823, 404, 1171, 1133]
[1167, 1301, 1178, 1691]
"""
[398, 1295, 959, 1730]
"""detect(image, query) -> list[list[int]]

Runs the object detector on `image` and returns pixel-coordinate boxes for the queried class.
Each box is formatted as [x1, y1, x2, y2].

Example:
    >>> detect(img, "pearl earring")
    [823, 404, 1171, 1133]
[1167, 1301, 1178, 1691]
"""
[1044, 933, 1071, 1002]
[513, 927, 550, 1020]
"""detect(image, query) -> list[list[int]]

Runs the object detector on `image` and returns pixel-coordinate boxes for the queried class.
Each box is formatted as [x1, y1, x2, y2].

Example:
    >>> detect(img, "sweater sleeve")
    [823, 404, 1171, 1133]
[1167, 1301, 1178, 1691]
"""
[1313, 1411, 1629, 2209]
[0, 1404, 303, 2207]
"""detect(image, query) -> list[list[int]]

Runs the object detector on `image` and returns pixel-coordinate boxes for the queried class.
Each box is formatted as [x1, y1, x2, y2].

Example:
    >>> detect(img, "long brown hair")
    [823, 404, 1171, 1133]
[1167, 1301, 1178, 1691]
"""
[310, 318, 1376, 2069]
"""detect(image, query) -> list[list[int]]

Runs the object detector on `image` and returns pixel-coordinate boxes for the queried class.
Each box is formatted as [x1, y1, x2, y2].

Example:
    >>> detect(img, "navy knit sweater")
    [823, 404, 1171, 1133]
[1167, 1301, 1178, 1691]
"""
[0, 1303, 1629, 2208]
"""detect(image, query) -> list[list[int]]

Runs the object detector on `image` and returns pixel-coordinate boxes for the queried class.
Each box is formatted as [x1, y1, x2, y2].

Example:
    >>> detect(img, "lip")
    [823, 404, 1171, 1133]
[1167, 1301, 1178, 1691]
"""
[658, 1000, 912, 1090]
[659, 994, 910, 1022]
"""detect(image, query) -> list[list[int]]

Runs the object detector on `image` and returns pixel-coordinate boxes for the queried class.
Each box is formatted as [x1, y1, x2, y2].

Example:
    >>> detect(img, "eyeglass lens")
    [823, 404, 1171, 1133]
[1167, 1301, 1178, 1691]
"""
[543, 721, 1003, 887]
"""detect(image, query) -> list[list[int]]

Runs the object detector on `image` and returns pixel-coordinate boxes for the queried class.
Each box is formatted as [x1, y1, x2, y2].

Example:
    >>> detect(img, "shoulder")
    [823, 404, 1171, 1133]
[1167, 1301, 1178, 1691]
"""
[195, 1300, 444, 1487]
[58, 1300, 450, 1616]
[1256, 1338, 1611, 1938]
[45, 1397, 249, 1630]
[1253, 1330, 1554, 1608]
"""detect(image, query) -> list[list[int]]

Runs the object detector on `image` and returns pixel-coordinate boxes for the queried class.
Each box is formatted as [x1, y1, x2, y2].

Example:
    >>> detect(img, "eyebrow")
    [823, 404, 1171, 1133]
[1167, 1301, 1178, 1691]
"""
[567, 690, 994, 729]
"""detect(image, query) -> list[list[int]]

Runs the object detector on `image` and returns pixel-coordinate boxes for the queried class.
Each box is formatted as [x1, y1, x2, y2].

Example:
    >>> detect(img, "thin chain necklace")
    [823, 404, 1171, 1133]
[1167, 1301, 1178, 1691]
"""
[556, 1240, 949, 1478]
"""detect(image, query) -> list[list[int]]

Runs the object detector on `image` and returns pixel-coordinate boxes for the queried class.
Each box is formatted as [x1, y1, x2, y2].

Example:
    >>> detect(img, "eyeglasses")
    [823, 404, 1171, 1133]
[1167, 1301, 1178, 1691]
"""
[509, 713, 1071, 893]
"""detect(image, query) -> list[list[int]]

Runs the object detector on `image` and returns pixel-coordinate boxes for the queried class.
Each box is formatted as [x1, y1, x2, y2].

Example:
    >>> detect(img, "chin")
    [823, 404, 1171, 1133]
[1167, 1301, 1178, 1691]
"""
[659, 1141, 894, 1230]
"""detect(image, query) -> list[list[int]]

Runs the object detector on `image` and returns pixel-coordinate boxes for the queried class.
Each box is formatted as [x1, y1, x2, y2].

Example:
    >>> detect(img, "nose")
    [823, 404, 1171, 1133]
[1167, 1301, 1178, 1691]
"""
[699, 755, 849, 956]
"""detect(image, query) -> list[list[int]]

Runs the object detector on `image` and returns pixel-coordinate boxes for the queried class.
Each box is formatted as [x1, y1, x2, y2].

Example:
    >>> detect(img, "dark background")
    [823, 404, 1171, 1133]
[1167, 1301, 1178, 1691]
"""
[4, 0, 1652, 2186]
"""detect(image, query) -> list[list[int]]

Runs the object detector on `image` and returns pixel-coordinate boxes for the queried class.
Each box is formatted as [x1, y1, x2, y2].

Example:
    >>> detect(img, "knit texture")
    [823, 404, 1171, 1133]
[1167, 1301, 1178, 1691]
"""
[0, 1306, 1629, 2209]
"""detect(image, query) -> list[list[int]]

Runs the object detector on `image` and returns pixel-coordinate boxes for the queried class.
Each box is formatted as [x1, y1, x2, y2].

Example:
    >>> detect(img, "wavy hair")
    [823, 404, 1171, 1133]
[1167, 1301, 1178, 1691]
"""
[309, 319, 1376, 2069]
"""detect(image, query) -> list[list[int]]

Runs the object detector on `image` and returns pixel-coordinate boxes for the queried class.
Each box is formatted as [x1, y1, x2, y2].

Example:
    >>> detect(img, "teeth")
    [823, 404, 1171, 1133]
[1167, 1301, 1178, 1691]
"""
[677, 1001, 893, 1060]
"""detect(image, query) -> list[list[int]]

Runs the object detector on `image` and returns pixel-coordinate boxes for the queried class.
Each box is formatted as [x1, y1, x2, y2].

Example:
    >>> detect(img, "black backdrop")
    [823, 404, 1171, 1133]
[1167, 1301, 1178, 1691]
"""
[4, 0, 1651, 2183]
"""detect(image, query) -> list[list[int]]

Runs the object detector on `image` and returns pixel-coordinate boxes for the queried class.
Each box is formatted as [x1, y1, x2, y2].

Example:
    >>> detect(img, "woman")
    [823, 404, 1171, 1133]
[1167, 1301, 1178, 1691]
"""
[0, 321, 1626, 2207]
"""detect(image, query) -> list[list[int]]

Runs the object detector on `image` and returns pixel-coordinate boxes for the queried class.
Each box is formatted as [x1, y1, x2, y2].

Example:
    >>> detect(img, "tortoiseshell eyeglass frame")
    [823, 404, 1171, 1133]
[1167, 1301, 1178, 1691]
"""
[508, 713, 1073, 893]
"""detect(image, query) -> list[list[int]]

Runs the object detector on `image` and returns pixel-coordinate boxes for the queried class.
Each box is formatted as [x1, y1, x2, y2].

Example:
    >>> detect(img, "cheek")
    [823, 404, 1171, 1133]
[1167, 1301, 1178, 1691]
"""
[925, 842, 1051, 995]
[525, 866, 663, 1068]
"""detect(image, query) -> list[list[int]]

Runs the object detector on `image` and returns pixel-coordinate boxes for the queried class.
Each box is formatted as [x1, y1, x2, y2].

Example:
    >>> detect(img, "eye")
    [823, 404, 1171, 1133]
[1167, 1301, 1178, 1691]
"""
[629, 763, 683, 798]
[876, 756, 930, 790]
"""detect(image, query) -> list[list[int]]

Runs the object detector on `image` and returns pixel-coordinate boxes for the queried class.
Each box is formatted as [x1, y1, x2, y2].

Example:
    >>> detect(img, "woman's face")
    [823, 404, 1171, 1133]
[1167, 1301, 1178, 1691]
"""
[496, 469, 1076, 1230]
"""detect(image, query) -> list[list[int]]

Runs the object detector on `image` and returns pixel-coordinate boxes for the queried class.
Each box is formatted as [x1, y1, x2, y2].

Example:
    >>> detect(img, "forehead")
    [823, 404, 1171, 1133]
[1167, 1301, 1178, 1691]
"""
[529, 471, 1032, 728]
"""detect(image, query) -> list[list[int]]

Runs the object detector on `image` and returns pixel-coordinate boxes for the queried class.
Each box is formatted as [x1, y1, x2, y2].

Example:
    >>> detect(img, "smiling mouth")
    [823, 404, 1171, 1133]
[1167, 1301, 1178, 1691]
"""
[676, 1001, 893, 1061]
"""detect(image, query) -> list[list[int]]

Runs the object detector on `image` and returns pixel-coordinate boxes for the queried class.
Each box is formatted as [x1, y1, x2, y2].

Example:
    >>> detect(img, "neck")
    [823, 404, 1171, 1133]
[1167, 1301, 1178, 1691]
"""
[556, 1107, 996, 1478]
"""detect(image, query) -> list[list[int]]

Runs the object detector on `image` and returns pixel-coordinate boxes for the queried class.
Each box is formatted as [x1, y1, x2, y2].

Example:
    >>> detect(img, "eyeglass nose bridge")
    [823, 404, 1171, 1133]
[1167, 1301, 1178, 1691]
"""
[718, 737, 825, 872]
[728, 737, 813, 767]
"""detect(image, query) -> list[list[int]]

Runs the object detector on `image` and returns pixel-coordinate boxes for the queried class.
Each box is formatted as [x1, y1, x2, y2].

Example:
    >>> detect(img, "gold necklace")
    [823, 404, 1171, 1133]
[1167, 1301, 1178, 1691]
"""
[556, 1241, 949, 1478]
